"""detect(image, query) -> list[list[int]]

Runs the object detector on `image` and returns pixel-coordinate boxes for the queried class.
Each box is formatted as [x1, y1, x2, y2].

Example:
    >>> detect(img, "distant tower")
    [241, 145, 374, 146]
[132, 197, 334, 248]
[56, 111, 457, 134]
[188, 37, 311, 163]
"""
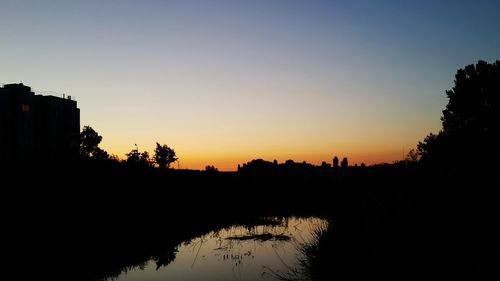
[333, 156, 339, 169]
[341, 157, 348, 170]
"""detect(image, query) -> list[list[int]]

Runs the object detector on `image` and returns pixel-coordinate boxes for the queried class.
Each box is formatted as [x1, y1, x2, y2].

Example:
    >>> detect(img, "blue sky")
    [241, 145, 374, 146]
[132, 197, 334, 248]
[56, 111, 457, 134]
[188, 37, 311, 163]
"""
[1, 0, 499, 169]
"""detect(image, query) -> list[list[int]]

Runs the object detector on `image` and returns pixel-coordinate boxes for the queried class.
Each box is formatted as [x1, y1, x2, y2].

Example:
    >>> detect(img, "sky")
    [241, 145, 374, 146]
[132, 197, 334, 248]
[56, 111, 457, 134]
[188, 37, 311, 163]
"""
[1, 0, 499, 170]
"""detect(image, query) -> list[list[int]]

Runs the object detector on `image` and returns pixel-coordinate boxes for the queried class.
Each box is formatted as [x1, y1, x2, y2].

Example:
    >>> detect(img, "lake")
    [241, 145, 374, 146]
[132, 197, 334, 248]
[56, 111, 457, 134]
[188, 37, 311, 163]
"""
[108, 217, 328, 281]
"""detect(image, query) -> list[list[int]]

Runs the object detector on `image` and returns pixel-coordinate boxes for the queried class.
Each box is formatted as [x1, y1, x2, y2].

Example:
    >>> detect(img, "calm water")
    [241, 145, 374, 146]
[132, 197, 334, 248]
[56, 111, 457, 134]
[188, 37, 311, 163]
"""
[110, 217, 327, 281]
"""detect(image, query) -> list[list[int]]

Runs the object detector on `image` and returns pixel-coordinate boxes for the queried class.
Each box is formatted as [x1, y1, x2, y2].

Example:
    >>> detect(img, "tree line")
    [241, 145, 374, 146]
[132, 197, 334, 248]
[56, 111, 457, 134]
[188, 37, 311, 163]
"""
[78, 60, 499, 173]
[80, 126, 177, 169]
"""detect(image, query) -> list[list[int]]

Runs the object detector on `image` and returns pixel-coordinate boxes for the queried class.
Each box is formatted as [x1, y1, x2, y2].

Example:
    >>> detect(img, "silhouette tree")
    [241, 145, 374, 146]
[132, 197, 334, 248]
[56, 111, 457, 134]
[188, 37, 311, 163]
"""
[140, 151, 152, 167]
[126, 145, 152, 167]
[92, 147, 110, 161]
[405, 149, 419, 163]
[417, 133, 445, 162]
[80, 126, 109, 160]
[441, 60, 499, 136]
[418, 60, 500, 168]
[153, 143, 178, 169]
[205, 165, 218, 172]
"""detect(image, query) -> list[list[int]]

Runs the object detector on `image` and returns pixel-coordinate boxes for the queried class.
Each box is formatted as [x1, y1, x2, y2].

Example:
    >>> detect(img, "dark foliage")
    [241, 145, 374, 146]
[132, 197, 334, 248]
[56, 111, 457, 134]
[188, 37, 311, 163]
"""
[418, 60, 500, 171]
[126, 145, 152, 168]
[153, 142, 177, 169]
[80, 125, 109, 160]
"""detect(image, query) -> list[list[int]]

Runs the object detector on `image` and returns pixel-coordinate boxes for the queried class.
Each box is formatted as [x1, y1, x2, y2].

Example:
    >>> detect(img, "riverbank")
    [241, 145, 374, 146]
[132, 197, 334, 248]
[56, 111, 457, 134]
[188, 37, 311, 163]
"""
[4, 163, 499, 280]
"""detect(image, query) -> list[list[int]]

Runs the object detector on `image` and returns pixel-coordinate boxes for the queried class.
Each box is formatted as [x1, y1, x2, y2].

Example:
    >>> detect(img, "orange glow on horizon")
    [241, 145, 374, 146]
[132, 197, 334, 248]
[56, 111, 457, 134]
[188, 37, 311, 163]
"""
[2, 1, 497, 174]
[102, 144, 414, 171]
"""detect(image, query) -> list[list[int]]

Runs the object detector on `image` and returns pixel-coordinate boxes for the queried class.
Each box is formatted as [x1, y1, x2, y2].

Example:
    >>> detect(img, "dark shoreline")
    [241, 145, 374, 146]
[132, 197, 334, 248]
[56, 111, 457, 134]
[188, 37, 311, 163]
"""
[4, 162, 499, 281]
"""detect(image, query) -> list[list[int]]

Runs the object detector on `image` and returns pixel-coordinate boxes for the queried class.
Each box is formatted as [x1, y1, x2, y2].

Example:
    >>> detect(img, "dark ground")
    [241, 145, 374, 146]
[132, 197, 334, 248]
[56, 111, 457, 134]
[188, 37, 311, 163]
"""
[3, 162, 499, 280]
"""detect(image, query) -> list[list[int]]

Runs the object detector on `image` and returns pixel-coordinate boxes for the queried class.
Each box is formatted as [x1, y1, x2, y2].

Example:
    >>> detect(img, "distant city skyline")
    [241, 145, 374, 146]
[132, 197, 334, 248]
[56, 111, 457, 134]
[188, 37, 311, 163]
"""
[1, 0, 499, 170]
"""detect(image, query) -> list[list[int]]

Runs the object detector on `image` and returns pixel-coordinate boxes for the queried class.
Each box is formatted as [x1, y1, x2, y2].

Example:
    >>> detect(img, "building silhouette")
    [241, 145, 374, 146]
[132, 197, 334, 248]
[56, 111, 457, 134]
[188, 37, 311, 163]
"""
[0, 83, 80, 166]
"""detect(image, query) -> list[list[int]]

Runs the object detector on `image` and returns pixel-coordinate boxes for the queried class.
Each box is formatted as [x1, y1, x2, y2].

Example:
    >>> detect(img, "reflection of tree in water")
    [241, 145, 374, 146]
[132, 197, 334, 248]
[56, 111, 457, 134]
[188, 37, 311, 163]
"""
[103, 217, 326, 281]
[96, 242, 180, 281]
[152, 245, 179, 270]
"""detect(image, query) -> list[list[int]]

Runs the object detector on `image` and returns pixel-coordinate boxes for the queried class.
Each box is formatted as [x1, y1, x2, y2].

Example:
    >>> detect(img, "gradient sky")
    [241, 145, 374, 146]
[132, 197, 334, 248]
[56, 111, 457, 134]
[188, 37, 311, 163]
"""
[1, 0, 499, 170]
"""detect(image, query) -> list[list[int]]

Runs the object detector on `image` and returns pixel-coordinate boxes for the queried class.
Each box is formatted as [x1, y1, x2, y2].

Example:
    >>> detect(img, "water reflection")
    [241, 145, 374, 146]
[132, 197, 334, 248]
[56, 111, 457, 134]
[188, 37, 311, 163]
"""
[110, 217, 327, 281]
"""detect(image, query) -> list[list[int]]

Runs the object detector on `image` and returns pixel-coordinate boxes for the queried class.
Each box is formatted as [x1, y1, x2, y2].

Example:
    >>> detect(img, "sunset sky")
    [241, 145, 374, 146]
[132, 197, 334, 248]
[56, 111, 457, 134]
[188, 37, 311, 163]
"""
[1, 0, 499, 170]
